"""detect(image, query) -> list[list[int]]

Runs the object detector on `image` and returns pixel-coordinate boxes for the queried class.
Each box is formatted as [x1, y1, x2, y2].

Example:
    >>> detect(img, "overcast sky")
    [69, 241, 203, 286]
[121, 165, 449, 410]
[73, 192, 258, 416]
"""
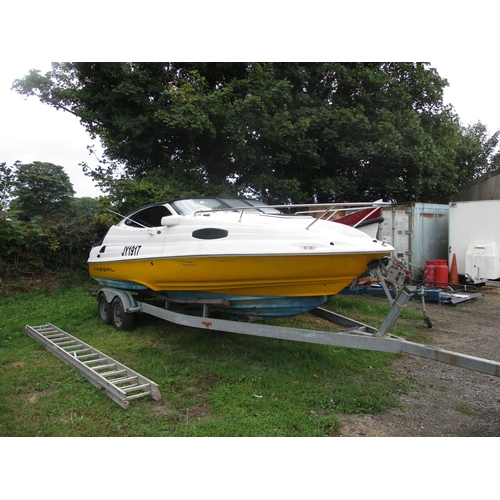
[1, 60, 499, 199]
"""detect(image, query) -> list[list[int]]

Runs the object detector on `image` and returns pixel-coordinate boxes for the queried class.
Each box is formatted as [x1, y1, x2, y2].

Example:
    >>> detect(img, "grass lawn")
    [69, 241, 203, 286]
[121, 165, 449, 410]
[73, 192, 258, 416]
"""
[0, 278, 424, 437]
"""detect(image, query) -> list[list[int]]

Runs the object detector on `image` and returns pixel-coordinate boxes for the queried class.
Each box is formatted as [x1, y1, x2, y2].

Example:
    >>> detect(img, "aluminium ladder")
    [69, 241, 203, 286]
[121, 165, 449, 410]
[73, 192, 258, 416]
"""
[26, 323, 161, 409]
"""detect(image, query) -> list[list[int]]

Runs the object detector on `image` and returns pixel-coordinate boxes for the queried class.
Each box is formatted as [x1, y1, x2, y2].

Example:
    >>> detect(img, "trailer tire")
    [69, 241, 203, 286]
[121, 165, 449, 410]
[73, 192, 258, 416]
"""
[98, 293, 113, 325]
[111, 296, 135, 331]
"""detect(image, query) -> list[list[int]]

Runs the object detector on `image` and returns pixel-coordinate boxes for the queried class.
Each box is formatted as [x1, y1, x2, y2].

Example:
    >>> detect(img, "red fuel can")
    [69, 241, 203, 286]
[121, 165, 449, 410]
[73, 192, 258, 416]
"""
[424, 260, 436, 286]
[435, 259, 448, 288]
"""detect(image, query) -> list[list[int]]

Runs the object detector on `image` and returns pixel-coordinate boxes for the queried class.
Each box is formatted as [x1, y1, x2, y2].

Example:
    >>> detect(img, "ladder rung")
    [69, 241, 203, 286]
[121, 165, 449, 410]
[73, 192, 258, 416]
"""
[67, 350, 89, 358]
[70, 349, 92, 355]
[54, 343, 78, 349]
[100, 369, 128, 378]
[39, 328, 58, 334]
[112, 376, 139, 385]
[45, 334, 66, 340]
[125, 391, 151, 401]
[60, 344, 82, 350]
[82, 358, 106, 365]
[92, 364, 117, 372]
[76, 353, 99, 360]
[121, 383, 151, 394]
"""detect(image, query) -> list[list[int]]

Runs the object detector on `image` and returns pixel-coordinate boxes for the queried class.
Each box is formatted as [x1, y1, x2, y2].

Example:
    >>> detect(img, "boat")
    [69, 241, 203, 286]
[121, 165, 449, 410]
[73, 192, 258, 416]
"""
[88, 197, 393, 317]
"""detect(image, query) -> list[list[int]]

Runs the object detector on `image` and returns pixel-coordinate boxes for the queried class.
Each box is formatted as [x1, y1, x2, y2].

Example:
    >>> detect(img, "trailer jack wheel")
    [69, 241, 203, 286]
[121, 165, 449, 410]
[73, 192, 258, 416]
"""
[111, 296, 135, 331]
[417, 286, 433, 329]
[423, 316, 433, 329]
[98, 293, 112, 325]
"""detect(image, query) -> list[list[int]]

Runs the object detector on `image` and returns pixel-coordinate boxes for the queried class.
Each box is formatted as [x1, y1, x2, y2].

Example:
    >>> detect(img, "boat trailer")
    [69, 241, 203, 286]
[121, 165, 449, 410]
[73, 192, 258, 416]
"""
[96, 259, 500, 378]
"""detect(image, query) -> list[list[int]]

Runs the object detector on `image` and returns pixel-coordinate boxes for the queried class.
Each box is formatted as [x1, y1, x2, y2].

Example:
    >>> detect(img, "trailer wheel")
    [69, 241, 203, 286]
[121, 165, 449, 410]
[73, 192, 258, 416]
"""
[98, 294, 112, 325]
[111, 296, 135, 331]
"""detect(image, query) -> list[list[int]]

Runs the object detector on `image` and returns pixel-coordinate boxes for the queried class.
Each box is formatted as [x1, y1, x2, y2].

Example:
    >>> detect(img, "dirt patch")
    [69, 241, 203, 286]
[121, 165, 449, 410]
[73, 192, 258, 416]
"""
[337, 289, 500, 436]
[8, 361, 26, 369]
[0, 271, 70, 295]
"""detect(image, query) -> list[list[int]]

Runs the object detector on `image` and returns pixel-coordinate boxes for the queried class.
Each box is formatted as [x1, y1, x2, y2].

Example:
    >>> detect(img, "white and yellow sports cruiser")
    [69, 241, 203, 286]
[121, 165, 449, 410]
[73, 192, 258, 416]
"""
[88, 197, 392, 316]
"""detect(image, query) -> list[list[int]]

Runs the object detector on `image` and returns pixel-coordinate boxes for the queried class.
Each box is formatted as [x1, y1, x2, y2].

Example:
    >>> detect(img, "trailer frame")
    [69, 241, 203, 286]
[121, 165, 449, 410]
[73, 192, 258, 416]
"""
[96, 284, 500, 378]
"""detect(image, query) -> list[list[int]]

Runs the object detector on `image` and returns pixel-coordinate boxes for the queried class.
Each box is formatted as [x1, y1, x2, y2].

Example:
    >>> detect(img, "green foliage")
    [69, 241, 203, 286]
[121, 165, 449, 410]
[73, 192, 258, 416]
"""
[13, 62, 471, 204]
[10, 161, 75, 219]
[455, 123, 500, 186]
[0, 218, 34, 273]
[0, 214, 101, 277]
[0, 161, 17, 212]
[0, 194, 105, 279]
[0, 160, 111, 278]
[96, 176, 198, 216]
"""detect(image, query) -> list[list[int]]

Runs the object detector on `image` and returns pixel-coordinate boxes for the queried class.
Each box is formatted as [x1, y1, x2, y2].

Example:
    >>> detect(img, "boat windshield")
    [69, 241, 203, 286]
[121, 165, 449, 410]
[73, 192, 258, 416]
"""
[220, 198, 282, 214]
[171, 197, 282, 216]
[173, 198, 229, 214]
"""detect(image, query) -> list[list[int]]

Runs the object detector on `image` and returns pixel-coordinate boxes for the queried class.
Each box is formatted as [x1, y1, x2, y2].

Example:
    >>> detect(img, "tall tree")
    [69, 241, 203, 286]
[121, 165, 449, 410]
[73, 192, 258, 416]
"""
[455, 122, 500, 187]
[11, 161, 75, 219]
[0, 161, 17, 213]
[13, 62, 462, 204]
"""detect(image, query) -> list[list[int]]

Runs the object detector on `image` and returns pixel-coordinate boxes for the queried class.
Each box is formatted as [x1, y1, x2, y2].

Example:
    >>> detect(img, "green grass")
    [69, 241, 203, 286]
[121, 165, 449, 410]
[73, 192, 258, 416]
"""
[0, 281, 426, 437]
[456, 404, 476, 416]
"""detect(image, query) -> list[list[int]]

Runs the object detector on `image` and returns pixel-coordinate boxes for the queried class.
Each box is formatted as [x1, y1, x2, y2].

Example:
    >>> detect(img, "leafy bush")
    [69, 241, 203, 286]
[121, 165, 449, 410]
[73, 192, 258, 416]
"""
[0, 211, 102, 278]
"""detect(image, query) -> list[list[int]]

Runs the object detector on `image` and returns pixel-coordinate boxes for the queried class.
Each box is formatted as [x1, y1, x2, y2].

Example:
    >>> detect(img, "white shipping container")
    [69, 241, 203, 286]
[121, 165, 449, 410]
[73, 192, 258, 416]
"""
[449, 200, 500, 282]
[378, 203, 449, 281]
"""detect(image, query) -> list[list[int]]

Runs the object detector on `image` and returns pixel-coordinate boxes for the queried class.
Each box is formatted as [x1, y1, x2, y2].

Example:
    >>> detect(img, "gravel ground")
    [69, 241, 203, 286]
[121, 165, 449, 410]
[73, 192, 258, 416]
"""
[337, 287, 500, 436]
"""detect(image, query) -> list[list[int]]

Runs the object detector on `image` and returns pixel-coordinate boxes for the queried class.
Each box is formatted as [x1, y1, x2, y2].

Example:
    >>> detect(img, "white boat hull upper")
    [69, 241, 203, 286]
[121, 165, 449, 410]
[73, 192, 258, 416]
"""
[88, 198, 393, 316]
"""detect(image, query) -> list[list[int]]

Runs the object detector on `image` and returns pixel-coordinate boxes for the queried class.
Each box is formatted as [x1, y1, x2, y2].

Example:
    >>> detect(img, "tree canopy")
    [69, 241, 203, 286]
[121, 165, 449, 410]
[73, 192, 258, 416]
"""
[454, 123, 500, 186]
[10, 161, 75, 219]
[0, 161, 15, 213]
[12, 62, 490, 204]
[0, 161, 107, 278]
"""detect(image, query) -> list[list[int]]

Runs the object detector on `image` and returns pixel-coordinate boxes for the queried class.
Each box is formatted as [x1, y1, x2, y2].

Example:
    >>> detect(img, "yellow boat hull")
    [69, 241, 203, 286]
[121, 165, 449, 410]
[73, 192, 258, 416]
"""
[88, 251, 388, 297]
